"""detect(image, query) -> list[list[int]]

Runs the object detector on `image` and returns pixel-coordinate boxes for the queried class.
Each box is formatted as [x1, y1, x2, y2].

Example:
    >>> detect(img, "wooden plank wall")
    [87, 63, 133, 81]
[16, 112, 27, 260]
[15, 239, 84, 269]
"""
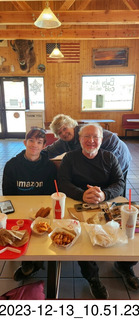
[0, 38, 139, 136]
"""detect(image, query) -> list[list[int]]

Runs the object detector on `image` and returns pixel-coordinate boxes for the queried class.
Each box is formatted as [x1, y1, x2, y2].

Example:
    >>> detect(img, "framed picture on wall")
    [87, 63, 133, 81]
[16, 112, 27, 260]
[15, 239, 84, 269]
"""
[93, 47, 129, 68]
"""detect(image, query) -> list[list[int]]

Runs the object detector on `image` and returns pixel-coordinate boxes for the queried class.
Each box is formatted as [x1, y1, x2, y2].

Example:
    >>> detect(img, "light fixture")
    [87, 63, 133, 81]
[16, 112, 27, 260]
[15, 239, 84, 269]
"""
[49, 44, 64, 58]
[34, 3, 61, 29]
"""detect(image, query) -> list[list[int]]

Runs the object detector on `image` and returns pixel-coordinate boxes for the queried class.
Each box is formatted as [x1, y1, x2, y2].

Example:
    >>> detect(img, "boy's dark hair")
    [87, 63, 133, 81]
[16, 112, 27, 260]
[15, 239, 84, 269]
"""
[25, 127, 47, 145]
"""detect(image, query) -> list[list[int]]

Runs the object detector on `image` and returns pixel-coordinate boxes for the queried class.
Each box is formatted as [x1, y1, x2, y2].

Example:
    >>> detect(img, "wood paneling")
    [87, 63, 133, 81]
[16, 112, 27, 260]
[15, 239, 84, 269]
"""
[0, 38, 139, 136]
[45, 39, 139, 137]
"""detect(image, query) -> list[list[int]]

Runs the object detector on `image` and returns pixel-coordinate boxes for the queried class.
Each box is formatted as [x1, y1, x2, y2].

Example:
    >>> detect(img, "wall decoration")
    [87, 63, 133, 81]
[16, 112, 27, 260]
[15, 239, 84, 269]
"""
[10, 65, 15, 72]
[46, 43, 80, 63]
[10, 40, 36, 73]
[56, 81, 70, 88]
[93, 48, 129, 68]
[0, 56, 6, 65]
[29, 79, 42, 95]
[0, 40, 8, 47]
[37, 64, 45, 73]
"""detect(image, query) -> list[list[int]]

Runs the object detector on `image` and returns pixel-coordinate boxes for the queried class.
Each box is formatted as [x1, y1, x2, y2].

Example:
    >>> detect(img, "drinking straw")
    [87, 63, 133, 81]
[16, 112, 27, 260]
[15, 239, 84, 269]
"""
[54, 180, 59, 197]
[129, 188, 131, 210]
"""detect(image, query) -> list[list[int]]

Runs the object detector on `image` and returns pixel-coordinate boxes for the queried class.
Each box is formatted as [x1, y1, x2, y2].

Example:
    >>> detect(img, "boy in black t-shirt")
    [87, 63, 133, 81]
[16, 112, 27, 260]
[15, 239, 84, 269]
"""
[2, 127, 57, 281]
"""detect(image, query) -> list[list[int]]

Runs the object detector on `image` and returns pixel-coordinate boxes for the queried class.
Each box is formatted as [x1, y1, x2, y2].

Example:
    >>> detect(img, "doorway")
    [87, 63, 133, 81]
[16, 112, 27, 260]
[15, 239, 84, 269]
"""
[0, 77, 44, 138]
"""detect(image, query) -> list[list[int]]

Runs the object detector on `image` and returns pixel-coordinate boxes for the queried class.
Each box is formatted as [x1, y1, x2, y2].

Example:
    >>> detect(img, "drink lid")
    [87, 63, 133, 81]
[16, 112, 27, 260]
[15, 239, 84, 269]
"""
[121, 204, 138, 214]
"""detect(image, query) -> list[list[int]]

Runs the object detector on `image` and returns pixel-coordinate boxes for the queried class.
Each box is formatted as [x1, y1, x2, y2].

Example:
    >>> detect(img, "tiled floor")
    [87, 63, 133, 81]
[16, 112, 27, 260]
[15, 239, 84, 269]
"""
[0, 138, 139, 299]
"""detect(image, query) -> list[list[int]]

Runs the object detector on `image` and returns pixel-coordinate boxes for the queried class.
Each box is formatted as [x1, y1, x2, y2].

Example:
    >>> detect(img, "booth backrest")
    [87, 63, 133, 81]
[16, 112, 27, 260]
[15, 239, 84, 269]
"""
[122, 114, 139, 129]
[46, 133, 58, 146]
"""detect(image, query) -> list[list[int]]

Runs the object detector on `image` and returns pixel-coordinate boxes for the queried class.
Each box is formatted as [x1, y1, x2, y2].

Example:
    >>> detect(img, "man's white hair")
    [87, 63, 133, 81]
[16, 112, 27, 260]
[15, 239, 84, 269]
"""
[79, 123, 103, 137]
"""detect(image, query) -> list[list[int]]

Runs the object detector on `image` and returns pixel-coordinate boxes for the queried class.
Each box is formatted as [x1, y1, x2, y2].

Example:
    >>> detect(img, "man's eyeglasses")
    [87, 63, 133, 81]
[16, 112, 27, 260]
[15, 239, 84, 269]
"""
[81, 135, 102, 140]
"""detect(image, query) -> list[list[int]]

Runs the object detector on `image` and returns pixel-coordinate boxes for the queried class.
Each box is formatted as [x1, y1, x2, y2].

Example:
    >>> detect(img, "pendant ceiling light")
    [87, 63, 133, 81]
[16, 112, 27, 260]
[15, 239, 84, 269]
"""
[49, 44, 64, 58]
[34, 3, 61, 29]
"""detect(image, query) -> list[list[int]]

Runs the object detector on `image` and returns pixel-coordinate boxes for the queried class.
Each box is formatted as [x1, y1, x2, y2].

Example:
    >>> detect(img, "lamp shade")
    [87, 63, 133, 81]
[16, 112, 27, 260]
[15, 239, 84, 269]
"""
[34, 7, 61, 29]
[49, 47, 64, 58]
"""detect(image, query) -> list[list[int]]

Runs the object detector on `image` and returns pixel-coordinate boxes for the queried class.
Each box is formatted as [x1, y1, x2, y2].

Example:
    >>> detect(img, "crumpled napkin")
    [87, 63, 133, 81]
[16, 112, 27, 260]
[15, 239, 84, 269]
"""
[84, 220, 128, 247]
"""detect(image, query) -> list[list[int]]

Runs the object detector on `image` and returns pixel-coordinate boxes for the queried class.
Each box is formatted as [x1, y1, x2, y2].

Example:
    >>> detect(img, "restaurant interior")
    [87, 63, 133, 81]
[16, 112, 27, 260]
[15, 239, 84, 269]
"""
[0, 0, 139, 300]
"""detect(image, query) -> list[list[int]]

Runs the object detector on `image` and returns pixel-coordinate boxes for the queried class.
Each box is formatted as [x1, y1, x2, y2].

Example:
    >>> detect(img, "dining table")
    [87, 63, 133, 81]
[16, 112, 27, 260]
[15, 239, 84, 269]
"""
[0, 195, 138, 299]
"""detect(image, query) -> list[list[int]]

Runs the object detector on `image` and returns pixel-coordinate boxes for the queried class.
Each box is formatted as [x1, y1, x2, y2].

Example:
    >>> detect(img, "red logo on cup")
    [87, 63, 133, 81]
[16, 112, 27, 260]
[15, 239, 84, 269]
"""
[55, 200, 61, 219]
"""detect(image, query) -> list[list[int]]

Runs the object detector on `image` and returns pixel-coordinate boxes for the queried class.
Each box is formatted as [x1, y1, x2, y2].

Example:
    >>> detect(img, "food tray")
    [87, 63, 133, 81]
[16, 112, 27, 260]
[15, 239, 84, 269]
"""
[0, 219, 32, 259]
[68, 207, 139, 232]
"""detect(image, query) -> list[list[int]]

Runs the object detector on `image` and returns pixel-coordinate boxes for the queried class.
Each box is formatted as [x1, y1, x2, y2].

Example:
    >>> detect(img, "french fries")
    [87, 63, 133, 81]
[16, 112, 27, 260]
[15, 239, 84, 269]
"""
[35, 221, 52, 233]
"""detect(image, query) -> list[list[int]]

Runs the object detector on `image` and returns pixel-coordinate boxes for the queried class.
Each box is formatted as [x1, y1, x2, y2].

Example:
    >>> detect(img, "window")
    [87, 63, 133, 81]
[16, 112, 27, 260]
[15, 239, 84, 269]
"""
[81, 74, 136, 111]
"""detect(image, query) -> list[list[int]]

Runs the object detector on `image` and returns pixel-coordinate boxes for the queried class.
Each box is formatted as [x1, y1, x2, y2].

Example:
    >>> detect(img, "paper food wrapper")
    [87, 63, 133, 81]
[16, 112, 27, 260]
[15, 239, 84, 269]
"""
[85, 220, 128, 247]
[49, 219, 81, 248]
[0, 229, 29, 247]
